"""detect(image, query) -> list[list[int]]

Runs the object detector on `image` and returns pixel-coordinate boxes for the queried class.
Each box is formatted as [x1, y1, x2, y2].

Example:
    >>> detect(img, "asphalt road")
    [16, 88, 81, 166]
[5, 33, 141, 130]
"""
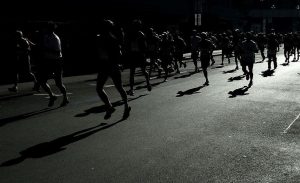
[1, 50, 300, 183]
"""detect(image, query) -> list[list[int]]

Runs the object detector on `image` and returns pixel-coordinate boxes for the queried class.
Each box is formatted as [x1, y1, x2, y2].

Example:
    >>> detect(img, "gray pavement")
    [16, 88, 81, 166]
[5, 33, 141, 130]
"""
[1, 50, 300, 183]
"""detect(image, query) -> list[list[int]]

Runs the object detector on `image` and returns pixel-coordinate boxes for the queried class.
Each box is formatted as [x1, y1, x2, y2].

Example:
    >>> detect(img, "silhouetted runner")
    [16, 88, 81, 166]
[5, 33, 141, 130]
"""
[173, 32, 187, 73]
[38, 22, 69, 107]
[126, 19, 151, 96]
[267, 32, 279, 70]
[239, 33, 258, 87]
[199, 32, 215, 86]
[8, 30, 38, 92]
[256, 33, 267, 62]
[96, 19, 131, 120]
[190, 30, 201, 73]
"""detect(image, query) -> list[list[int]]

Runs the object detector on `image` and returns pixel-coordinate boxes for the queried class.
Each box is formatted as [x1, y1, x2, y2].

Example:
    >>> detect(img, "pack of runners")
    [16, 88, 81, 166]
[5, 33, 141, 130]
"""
[8, 19, 300, 119]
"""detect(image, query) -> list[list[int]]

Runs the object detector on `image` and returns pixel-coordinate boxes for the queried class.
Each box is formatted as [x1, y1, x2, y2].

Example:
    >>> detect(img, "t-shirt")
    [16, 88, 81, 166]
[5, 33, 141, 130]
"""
[191, 35, 201, 52]
[42, 32, 62, 60]
[240, 40, 258, 64]
[96, 33, 122, 66]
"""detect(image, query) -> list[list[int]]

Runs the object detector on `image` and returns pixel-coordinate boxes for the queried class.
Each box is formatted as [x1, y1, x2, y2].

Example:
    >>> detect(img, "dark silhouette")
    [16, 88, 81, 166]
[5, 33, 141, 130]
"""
[233, 29, 242, 70]
[261, 69, 275, 77]
[281, 62, 289, 66]
[126, 19, 151, 96]
[199, 32, 215, 86]
[211, 65, 225, 69]
[256, 33, 267, 62]
[190, 30, 201, 73]
[266, 32, 279, 71]
[223, 68, 238, 74]
[239, 32, 259, 87]
[0, 120, 125, 167]
[228, 75, 246, 82]
[159, 31, 175, 81]
[38, 22, 69, 107]
[95, 19, 131, 120]
[147, 28, 162, 78]
[228, 86, 250, 98]
[173, 32, 187, 73]
[8, 30, 38, 93]
[176, 84, 207, 97]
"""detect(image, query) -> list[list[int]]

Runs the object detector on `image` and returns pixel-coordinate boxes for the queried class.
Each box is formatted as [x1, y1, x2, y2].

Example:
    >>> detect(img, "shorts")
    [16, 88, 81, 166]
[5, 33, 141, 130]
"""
[200, 53, 210, 69]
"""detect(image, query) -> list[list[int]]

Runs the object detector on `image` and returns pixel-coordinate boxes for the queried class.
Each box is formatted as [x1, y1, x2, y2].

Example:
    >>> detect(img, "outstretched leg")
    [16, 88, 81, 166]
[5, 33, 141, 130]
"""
[96, 72, 115, 119]
[53, 64, 69, 106]
[111, 70, 131, 119]
[141, 65, 152, 91]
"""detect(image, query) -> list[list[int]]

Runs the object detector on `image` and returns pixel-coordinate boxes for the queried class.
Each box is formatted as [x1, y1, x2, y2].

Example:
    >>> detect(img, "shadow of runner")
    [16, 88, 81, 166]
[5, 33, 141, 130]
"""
[228, 86, 250, 98]
[0, 119, 125, 167]
[281, 62, 289, 66]
[260, 70, 275, 77]
[228, 75, 245, 82]
[211, 65, 224, 69]
[75, 94, 147, 117]
[0, 107, 61, 127]
[176, 84, 207, 97]
[223, 69, 237, 74]
[174, 72, 197, 79]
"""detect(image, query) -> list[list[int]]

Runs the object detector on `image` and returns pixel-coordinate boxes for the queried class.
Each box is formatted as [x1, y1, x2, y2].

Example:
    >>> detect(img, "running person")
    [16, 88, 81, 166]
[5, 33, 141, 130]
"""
[221, 33, 232, 65]
[283, 33, 293, 64]
[96, 19, 131, 120]
[38, 22, 69, 107]
[199, 32, 215, 86]
[233, 29, 241, 70]
[147, 28, 162, 78]
[173, 32, 187, 74]
[8, 30, 38, 92]
[239, 33, 258, 87]
[190, 30, 201, 72]
[126, 19, 151, 96]
[256, 33, 267, 62]
[267, 32, 280, 70]
[160, 32, 175, 82]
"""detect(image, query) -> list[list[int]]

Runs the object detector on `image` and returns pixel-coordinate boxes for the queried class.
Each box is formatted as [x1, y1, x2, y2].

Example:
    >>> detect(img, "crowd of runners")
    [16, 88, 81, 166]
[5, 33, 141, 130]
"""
[8, 19, 300, 119]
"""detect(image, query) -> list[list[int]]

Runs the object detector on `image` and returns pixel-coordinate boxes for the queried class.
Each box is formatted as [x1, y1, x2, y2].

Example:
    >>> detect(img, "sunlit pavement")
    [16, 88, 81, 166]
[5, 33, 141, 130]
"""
[1, 49, 300, 183]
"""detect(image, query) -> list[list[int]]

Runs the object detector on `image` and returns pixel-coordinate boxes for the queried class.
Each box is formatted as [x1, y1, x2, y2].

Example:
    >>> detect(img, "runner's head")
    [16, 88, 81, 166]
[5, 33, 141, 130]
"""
[101, 19, 115, 33]
[16, 30, 23, 40]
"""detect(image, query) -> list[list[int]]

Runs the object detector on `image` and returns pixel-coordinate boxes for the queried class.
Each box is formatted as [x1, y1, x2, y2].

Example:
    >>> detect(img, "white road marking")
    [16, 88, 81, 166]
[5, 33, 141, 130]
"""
[283, 112, 300, 134]
[34, 93, 73, 98]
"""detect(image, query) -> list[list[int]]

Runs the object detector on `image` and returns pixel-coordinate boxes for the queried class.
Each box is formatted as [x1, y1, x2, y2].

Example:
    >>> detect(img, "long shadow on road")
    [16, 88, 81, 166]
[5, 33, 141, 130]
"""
[228, 86, 250, 98]
[0, 119, 125, 167]
[174, 72, 197, 79]
[260, 70, 275, 77]
[0, 107, 61, 128]
[176, 84, 208, 97]
[228, 75, 245, 82]
[223, 68, 237, 74]
[75, 94, 148, 117]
